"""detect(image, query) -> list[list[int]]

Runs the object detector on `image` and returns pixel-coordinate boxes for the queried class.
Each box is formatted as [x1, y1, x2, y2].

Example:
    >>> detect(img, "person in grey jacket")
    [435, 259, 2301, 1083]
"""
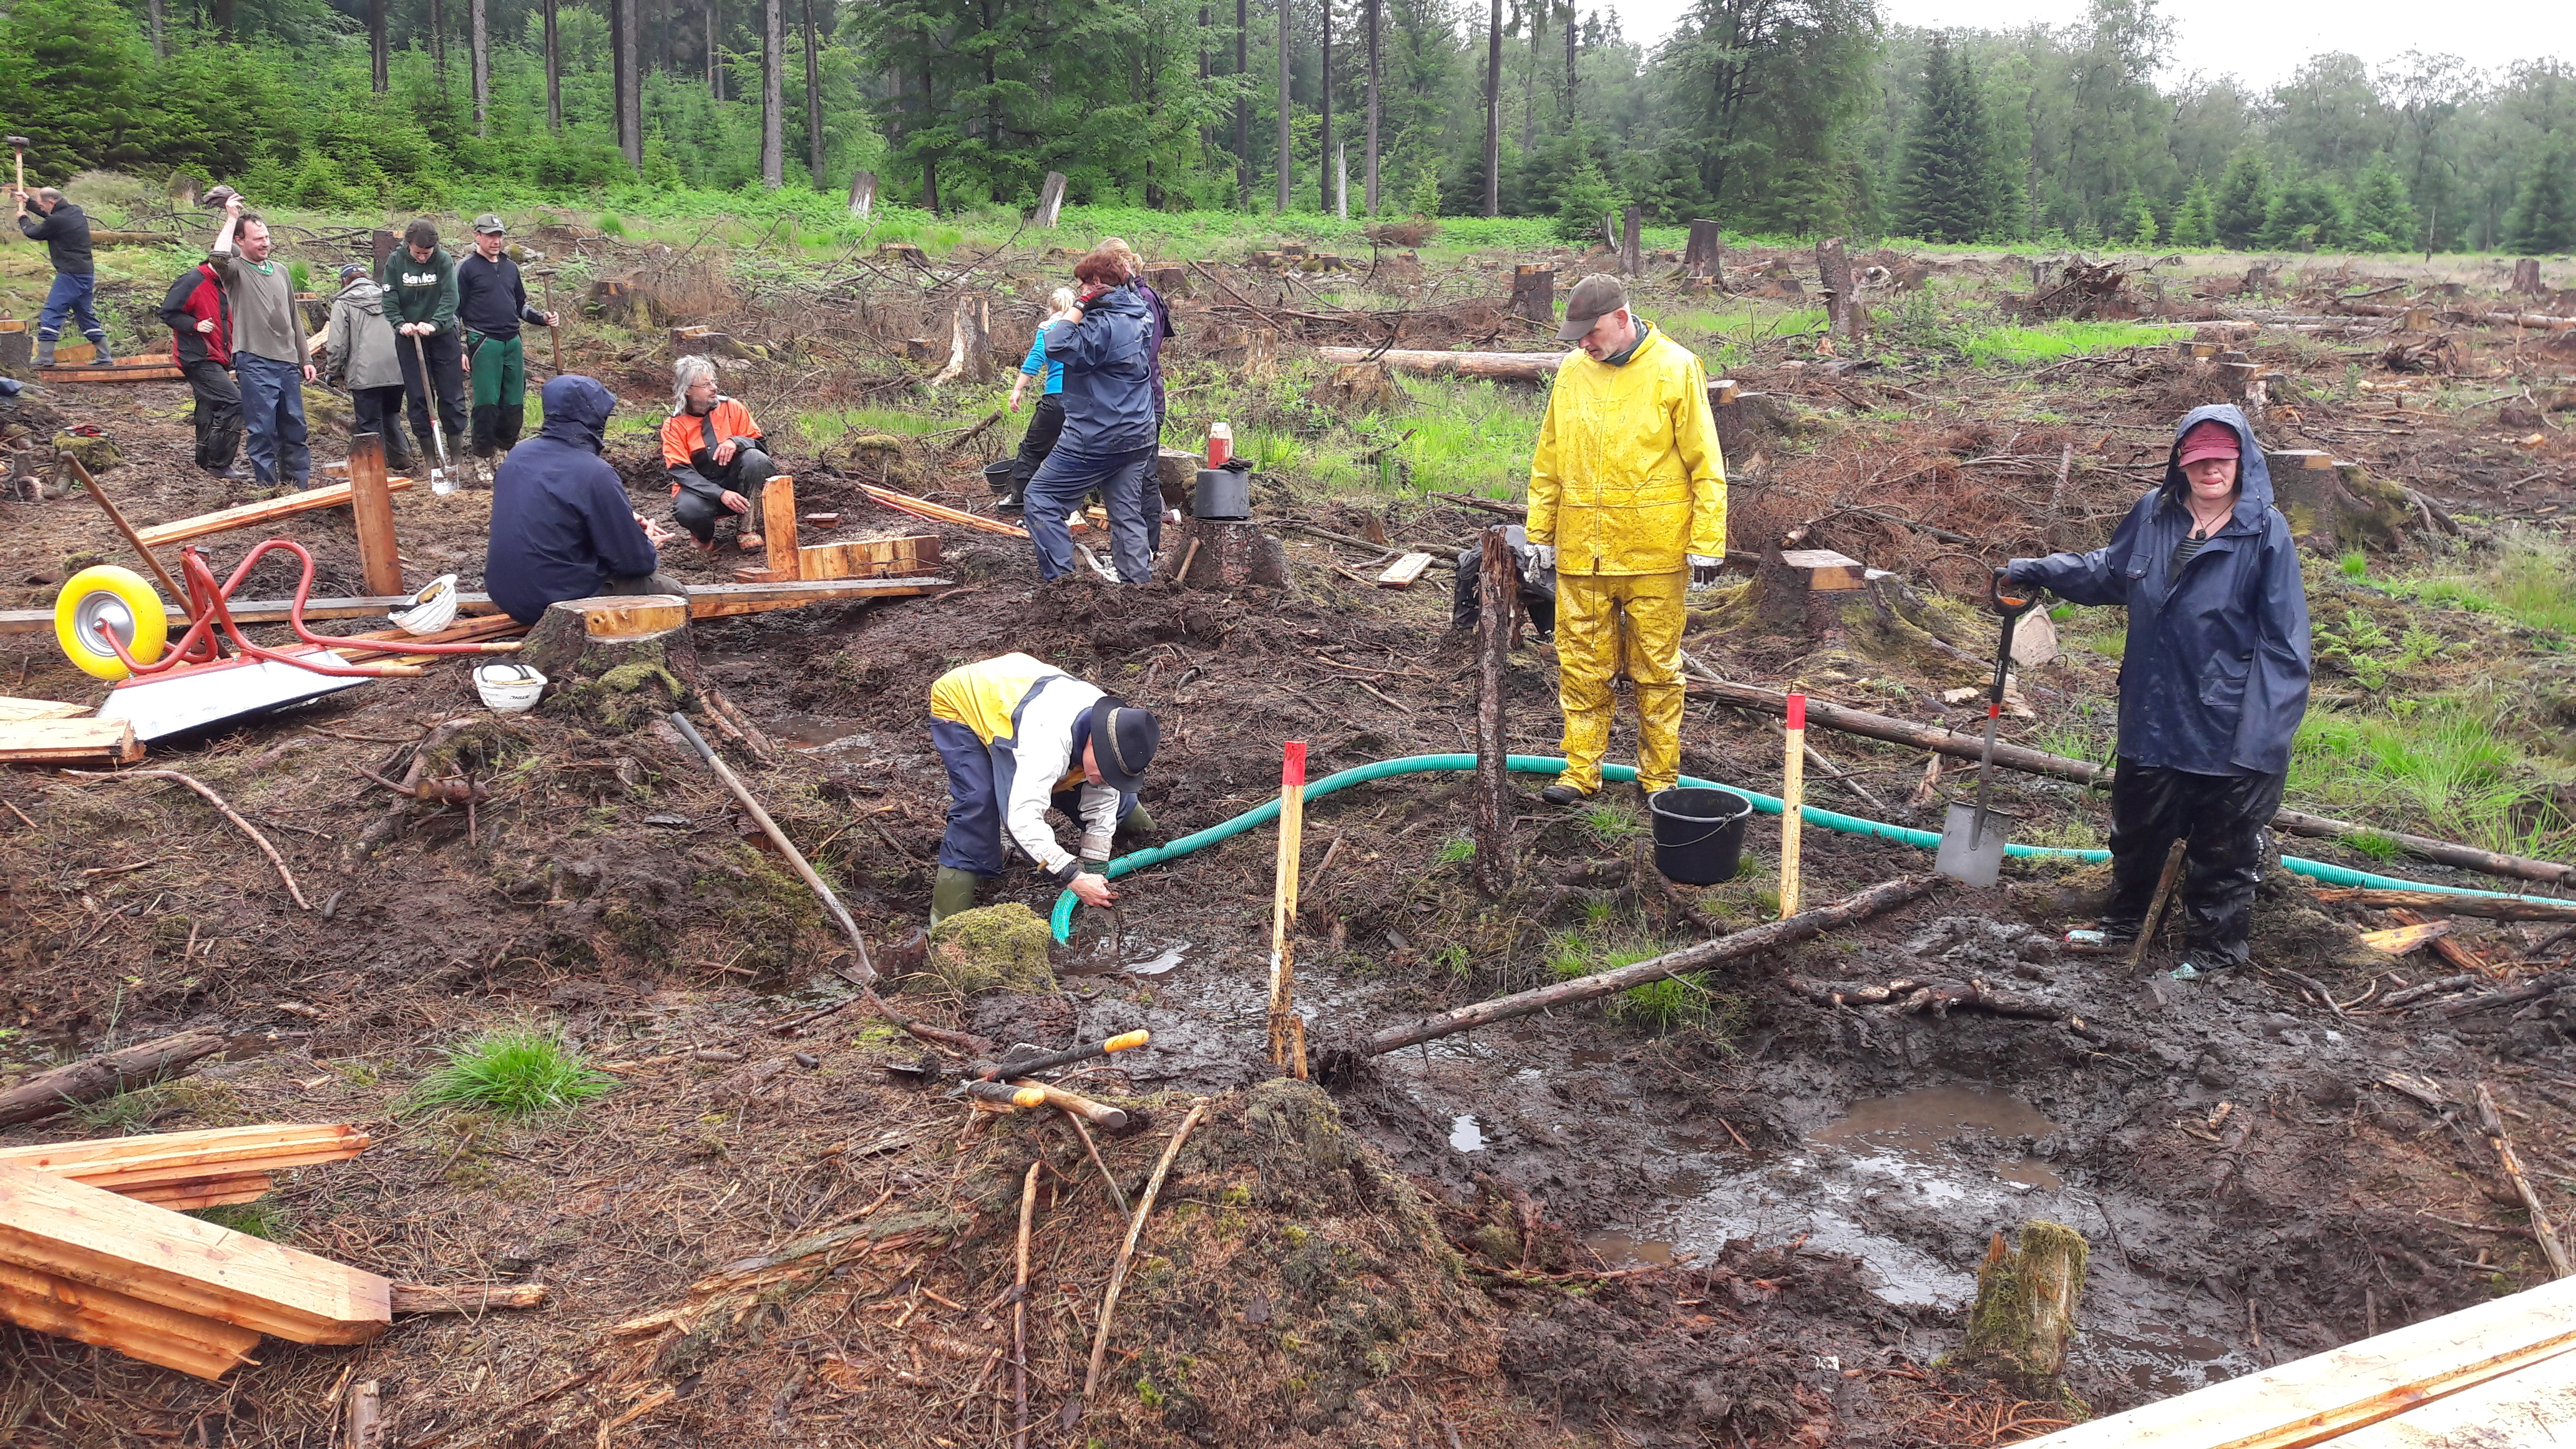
[324, 264, 417, 472]
[2004, 404, 2311, 974]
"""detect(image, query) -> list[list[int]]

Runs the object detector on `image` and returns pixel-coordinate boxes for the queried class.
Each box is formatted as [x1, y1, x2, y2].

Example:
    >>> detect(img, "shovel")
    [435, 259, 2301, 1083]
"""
[1935, 572, 2043, 887]
[407, 329, 454, 494]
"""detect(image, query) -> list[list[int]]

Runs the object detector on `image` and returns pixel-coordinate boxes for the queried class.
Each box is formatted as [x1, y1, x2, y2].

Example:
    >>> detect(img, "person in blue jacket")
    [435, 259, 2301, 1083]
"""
[2003, 404, 2311, 973]
[1025, 245, 1159, 584]
[485, 374, 680, 625]
[1000, 287, 1077, 515]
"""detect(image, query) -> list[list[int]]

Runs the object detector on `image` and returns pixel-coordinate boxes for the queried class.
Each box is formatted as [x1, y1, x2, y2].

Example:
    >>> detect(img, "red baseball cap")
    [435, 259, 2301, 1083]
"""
[2177, 420, 2240, 466]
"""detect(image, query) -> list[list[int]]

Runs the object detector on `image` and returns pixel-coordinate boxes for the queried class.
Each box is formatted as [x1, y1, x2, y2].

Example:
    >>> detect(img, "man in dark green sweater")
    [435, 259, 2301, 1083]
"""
[381, 218, 467, 476]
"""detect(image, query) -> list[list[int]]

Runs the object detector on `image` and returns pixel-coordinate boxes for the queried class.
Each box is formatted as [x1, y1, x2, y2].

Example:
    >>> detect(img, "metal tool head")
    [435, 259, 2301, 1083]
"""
[1934, 799, 2016, 887]
[4, 138, 28, 150]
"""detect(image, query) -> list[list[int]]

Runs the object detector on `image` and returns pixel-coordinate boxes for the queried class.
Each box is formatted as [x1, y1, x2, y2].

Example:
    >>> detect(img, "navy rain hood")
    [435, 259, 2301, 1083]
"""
[1042, 286, 1158, 456]
[486, 374, 660, 623]
[2009, 404, 2311, 777]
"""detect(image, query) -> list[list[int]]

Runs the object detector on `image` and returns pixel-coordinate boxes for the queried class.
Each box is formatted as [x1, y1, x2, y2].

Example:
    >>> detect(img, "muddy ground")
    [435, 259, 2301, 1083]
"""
[0, 242, 2572, 1448]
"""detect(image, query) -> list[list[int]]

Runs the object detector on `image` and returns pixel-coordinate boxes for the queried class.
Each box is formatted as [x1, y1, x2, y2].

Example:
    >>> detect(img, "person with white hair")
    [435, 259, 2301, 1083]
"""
[659, 354, 775, 552]
[999, 286, 1079, 514]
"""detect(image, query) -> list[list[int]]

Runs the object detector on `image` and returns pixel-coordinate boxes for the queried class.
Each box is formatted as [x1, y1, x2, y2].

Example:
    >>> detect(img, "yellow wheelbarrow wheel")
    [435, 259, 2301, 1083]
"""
[55, 565, 168, 681]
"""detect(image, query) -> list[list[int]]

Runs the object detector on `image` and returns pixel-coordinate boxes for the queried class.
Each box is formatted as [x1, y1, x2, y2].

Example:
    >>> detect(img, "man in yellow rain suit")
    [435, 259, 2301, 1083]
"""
[1526, 275, 1728, 806]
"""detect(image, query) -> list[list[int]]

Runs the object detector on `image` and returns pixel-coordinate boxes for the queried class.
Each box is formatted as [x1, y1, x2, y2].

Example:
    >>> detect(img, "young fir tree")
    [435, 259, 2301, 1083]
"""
[2349, 160, 2416, 252]
[2120, 188, 2158, 246]
[2213, 149, 2270, 250]
[1894, 34, 1999, 244]
[2167, 177, 2216, 247]
[2507, 144, 2574, 255]
[2258, 175, 2348, 251]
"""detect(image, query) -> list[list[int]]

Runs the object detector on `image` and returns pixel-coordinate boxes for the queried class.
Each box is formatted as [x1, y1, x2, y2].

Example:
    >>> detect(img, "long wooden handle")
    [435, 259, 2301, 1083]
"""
[1007, 1080, 1129, 1131]
[668, 711, 873, 982]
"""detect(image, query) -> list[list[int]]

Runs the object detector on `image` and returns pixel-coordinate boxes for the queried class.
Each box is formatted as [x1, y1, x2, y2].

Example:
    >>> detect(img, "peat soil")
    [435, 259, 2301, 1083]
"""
[0, 303, 2570, 1448]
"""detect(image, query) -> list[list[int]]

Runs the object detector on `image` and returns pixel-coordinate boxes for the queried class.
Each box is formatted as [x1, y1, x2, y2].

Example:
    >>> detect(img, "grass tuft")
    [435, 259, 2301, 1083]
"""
[406, 1028, 614, 1119]
[190, 1203, 290, 1240]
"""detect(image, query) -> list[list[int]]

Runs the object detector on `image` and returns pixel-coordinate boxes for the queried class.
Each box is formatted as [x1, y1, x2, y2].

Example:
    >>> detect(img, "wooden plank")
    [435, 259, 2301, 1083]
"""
[683, 576, 951, 620]
[0, 589, 494, 636]
[0, 718, 141, 766]
[346, 434, 403, 597]
[2307, 890, 2576, 924]
[796, 534, 941, 582]
[0, 1123, 368, 1193]
[0, 696, 85, 723]
[0, 1257, 262, 1380]
[2014, 1277, 2576, 1449]
[2361, 920, 2455, 955]
[43, 361, 188, 383]
[764, 474, 799, 579]
[120, 1174, 275, 1210]
[133, 478, 417, 549]
[1778, 548, 1869, 591]
[0, 1161, 391, 1344]
[857, 483, 1028, 538]
[2329, 1348, 2576, 1449]
[389, 1282, 549, 1314]
[1374, 552, 1435, 588]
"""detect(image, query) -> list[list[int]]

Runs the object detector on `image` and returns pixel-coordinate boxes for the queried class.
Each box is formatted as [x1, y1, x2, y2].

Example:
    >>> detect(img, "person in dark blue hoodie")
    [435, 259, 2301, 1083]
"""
[485, 375, 678, 625]
[2004, 404, 2311, 973]
[1024, 244, 1160, 583]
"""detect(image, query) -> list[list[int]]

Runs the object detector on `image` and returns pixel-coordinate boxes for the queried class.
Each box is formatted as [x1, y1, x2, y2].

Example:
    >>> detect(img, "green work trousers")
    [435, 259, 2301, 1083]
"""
[470, 333, 526, 409]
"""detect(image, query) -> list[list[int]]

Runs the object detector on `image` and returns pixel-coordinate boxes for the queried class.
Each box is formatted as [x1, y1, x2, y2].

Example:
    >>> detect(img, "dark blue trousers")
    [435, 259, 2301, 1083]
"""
[1025, 444, 1158, 583]
[233, 351, 310, 486]
[37, 272, 104, 345]
[932, 719, 1134, 877]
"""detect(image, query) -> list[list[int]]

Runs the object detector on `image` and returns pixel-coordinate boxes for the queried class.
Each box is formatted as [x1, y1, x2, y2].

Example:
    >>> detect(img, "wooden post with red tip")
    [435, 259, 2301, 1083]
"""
[1780, 693, 1805, 918]
[1267, 741, 1309, 1080]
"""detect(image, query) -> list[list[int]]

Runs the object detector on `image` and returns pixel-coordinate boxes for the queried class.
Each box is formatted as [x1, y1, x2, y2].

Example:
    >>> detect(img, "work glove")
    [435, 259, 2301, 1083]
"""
[1687, 554, 1722, 585]
[1998, 562, 2032, 587]
[1531, 543, 1555, 570]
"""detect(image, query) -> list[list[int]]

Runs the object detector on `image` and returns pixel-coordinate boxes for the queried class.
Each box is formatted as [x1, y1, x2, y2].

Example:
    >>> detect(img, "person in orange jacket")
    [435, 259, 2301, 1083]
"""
[660, 354, 774, 552]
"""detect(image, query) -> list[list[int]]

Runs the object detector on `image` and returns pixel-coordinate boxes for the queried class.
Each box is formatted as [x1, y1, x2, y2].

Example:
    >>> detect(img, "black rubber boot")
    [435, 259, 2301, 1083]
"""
[1113, 803, 1162, 853]
[494, 404, 525, 453]
[1540, 784, 1589, 807]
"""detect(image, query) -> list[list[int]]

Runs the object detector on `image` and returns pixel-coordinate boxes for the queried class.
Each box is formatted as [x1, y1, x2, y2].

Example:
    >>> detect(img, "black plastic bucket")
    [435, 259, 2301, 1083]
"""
[983, 459, 1016, 494]
[1647, 786, 1754, 886]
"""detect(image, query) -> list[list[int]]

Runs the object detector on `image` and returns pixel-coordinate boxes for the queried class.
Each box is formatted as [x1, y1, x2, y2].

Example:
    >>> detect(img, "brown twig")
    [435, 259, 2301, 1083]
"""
[1080, 1101, 1209, 1408]
[1013, 1158, 1038, 1449]
[64, 768, 310, 909]
[1063, 1113, 1131, 1216]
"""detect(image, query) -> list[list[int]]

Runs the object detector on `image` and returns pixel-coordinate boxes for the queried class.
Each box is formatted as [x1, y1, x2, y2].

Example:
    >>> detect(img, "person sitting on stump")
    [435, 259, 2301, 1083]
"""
[660, 355, 775, 552]
[927, 652, 1161, 927]
[454, 214, 559, 462]
[2002, 404, 2310, 976]
[486, 374, 680, 625]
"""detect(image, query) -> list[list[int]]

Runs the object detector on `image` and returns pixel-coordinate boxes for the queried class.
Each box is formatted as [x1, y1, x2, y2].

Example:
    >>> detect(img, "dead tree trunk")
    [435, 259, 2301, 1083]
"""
[1818, 237, 1865, 353]
[1276, 0, 1293, 212]
[801, 0, 825, 186]
[1481, 0, 1501, 218]
[613, 0, 642, 167]
[1474, 527, 1514, 898]
[1959, 1221, 2090, 1389]
[469, 0, 490, 134]
[1620, 205, 1642, 276]
[369, 0, 389, 92]
[1363, 0, 1380, 216]
[759, 0, 784, 188]
[0, 1030, 228, 1126]
[541, 0, 560, 127]
[1684, 218, 1724, 282]
[847, 170, 876, 217]
[1035, 172, 1068, 228]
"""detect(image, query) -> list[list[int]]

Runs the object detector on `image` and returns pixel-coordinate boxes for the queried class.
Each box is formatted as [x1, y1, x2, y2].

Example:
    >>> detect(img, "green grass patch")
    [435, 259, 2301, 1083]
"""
[406, 1028, 615, 1118]
[1436, 837, 1475, 866]
[1580, 797, 1646, 845]
[2288, 694, 2575, 857]
[1957, 320, 2190, 368]
[1546, 932, 1746, 1035]
[2381, 529, 2576, 638]
[190, 1203, 290, 1240]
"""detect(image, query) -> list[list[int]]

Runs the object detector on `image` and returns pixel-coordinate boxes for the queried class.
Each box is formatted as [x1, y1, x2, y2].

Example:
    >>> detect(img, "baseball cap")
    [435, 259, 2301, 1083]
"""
[472, 214, 507, 235]
[1556, 274, 1630, 343]
[2177, 419, 2240, 466]
[338, 262, 367, 280]
[1086, 700, 1159, 791]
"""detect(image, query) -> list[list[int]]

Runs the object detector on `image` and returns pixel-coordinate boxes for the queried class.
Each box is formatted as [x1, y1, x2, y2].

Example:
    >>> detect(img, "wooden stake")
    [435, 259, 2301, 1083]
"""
[346, 1378, 384, 1449]
[2130, 837, 2188, 969]
[1267, 741, 1309, 1080]
[1473, 526, 1513, 898]
[540, 274, 562, 376]
[1779, 693, 1805, 918]
[1080, 1101, 1208, 1407]
[760, 473, 796, 574]
[346, 432, 403, 598]
[2476, 1083, 2572, 1278]
[1012, 1159, 1037, 1449]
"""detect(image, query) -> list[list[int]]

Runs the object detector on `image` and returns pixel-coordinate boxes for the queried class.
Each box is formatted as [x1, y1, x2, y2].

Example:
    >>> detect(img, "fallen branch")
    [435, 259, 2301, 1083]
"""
[0, 1030, 228, 1127]
[2310, 889, 2576, 924]
[64, 768, 311, 909]
[2476, 1083, 2572, 1278]
[1080, 1101, 1209, 1410]
[1358, 876, 1934, 1056]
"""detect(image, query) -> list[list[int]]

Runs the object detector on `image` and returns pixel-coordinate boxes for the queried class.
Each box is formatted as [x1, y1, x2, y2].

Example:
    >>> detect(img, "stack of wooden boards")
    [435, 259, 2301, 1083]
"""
[0, 1123, 389, 1378]
[0, 693, 141, 766]
[2020, 1274, 2576, 1449]
[736, 474, 950, 583]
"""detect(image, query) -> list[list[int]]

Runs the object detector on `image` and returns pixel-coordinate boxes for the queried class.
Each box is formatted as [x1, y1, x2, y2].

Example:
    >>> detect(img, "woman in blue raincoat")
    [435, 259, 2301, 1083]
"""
[2004, 404, 2311, 972]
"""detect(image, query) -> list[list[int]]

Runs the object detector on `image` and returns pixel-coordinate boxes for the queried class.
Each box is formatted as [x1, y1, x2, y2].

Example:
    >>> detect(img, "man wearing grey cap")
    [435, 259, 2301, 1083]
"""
[1526, 274, 1728, 807]
[455, 214, 558, 462]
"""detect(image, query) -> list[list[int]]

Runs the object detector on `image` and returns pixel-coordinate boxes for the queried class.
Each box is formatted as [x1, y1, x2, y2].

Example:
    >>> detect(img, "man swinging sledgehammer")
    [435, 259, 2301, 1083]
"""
[928, 653, 1163, 926]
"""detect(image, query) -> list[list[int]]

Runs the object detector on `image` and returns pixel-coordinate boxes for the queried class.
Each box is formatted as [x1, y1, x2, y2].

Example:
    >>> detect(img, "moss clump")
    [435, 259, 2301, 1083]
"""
[547, 652, 691, 731]
[925, 902, 1055, 994]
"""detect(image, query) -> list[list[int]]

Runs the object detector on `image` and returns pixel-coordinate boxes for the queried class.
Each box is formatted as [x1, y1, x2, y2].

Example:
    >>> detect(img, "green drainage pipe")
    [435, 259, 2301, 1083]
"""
[1051, 753, 2510, 942]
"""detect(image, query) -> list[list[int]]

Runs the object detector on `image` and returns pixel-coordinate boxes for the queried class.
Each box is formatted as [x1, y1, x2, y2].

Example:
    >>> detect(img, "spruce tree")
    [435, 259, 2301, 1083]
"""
[2508, 145, 2574, 255]
[2213, 150, 2269, 250]
[1895, 34, 1998, 243]
[2350, 160, 2416, 252]
[2167, 177, 2215, 247]
[2258, 176, 2348, 251]
[2120, 189, 2157, 247]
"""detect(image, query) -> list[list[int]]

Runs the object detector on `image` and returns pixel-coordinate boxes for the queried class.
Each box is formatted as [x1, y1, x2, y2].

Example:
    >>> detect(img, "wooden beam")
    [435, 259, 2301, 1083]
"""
[2012, 1276, 2576, 1449]
[0, 696, 84, 723]
[0, 1124, 369, 1196]
[0, 1162, 391, 1344]
[857, 483, 1028, 537]
[346, 433, 403, 597]
[763, 474, 798, 579]
[133, 477, 417, 549]
[682, 576, 950, 620]
[389, 1282, 549, 1314]
[0, 718, 142, 767]
[1317, 346, 1564, 379]
[0, 1257, 263, 1380]
[1374, 552, 1435, 587]
[39, 361, 188, 383]
[2326, 1344, 2576, 1449]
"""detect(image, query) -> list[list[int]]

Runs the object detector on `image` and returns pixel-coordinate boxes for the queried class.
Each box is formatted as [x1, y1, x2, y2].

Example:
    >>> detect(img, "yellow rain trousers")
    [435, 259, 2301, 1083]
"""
[1526, 323, 1727, 796]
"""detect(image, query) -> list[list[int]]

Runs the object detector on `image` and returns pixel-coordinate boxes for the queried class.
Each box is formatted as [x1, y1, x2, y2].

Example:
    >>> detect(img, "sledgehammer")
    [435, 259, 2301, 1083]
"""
[6, 139, 27, 201]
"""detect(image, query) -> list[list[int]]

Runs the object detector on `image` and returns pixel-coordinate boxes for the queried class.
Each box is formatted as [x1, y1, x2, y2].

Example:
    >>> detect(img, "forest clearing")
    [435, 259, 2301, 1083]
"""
[0, 175, 2570, 1449]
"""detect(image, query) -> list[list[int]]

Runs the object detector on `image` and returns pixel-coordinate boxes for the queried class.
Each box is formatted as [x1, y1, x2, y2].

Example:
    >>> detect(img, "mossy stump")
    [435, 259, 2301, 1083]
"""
[520, 593, 700, 731]
[1959, 1219, 2090, 1393]
[925, 903, 1056, 995]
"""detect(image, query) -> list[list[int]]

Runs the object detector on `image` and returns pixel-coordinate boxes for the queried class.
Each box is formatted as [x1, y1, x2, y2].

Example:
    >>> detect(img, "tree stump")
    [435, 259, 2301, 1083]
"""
[846, 169, 876, 218]
[1817, 237, 1866, 353]
[1619, 205, 1643, 276]
[2512, 258, 2545, 297]
[1034, 172, 1068, 229]
[1959, 1220, 2089, 1392]
[1154, 448, 1203, 514]
[520, 594, 701, 731]
[1158, 519, 1294, 592]
[1508, 265, 1555, 323]
[1682, 218, 1725, 282]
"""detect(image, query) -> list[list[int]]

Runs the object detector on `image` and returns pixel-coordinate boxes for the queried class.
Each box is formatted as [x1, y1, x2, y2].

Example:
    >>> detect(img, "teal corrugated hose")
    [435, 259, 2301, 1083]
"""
[1049, 754, 2510, 942]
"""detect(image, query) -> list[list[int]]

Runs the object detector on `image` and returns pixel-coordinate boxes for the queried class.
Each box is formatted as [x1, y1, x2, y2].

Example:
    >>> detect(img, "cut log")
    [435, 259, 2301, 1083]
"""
[389, 1282, 550, 1314]
[1958, 1221, 2089, 1388]
[132, 477, 416, 549]
[859, 482, 1028, 537]
[0, 1123, 367, 1196]
[2307, 889, 2576, 924]
[0, 1031, 228, 1127]
[0, 1161, 391, 1343]
[1776, 548, 1868, 592]
[0, 717, 143, 767]
[0, 1257, 261, 1380]
[1473, 529, 1513, 899]
[1359, 876, 1932, 1056]
[1374, 552, 1435, 587]
[682, 576, 950, 619]
[0, 696, 83, 723]
[346, 433, 403, 597]
[2014, 1275, 2576, 1449]
[1315, 346, 1562, 379]
[2359, 920, 2455, 955]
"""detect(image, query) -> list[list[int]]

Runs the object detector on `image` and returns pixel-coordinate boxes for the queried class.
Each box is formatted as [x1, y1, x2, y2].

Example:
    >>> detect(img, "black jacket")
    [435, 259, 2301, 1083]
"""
[485, 376, 663, 624]
[456, 251, 549, 342]
[19, 202, 92, 276]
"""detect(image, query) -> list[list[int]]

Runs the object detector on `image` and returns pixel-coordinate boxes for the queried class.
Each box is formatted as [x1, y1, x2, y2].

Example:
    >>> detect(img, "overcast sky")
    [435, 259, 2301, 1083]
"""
[1604, 0, 2576, 91]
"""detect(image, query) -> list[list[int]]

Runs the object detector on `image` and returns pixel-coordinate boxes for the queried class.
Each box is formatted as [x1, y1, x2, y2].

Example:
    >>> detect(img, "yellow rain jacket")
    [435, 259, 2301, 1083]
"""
[1526, 324, 1727, 574]
[929, 653, 1118, 881]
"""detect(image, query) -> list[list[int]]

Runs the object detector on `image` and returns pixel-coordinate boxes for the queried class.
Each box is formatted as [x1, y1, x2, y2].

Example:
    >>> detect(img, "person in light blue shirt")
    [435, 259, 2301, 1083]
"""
[1000, 286, 1078, 514]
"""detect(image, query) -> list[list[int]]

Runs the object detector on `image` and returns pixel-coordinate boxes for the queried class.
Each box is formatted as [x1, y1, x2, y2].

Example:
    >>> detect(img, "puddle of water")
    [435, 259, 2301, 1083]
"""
[2076, 1328, 2252, 1398]
[1813, 1085, 2064, 1190]
[1449, 1115, 1488, 1152]
[773, 715, 871, 751]
[1122, 940, 1190, 976]
[1586, 1232, 1679, 1267]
